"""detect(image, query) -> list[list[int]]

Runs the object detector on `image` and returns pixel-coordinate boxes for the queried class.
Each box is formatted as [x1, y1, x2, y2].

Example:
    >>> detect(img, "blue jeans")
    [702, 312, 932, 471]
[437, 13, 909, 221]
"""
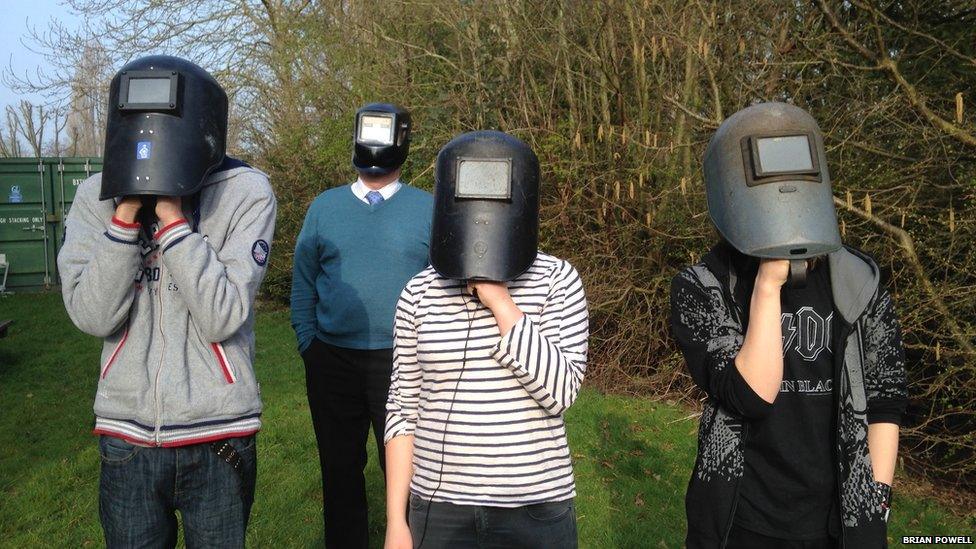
[98, 435, 257, 549]
[408, 495, 578, 549]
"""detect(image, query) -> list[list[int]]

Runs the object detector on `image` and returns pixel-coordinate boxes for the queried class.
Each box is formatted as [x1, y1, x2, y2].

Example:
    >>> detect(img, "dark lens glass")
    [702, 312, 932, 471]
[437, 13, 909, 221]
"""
[127, 78, 172, 104]
[456, 159, 511, 199]
[756, 135, 813, 173]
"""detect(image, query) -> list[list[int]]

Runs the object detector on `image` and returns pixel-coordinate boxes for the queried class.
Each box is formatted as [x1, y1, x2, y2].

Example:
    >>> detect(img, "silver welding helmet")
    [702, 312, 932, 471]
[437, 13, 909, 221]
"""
[704, 102, 841, 260]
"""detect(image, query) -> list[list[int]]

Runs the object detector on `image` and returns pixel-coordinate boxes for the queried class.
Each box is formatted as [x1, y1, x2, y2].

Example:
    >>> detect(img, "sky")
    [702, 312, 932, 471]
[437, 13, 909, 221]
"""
[0, 0, 81, 109]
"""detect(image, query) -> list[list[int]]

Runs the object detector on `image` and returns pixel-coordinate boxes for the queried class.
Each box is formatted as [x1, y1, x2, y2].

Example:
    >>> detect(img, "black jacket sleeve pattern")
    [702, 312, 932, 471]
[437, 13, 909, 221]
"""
[839, 287, 909, 539]
[861, 289, 909, 425]
[671, 266, 775, 484]
[671, 266, 773, 421]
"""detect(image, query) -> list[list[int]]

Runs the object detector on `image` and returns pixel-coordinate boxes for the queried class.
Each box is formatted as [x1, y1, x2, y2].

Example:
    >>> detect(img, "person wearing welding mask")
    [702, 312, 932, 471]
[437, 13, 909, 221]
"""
[670, 102, 908, 548]
[59, 55, 276, 547]
[383, 131, 588, 549]
[290, 103, 433, 548]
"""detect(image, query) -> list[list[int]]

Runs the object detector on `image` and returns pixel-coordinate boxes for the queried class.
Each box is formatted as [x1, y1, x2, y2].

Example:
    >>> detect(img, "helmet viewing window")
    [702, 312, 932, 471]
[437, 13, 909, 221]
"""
[358, 114, 395, 145]
[128, 78, 171, 103]
[455, 158, 512, 199]
[118, 71, 179, 112]
[743, 132, 821, 186]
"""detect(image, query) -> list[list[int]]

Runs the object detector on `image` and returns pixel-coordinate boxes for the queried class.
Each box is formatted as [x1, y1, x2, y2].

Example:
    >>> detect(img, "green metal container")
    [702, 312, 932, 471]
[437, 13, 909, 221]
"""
[0, 157, 102, 291]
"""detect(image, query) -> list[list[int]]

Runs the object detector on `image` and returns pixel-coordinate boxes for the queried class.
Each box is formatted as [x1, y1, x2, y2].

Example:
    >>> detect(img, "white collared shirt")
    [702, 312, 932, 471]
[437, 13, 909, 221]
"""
[350, 178, 402, 204]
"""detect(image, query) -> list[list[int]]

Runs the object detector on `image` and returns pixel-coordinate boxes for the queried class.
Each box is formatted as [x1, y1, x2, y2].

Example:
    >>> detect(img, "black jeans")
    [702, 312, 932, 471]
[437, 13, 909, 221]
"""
[303, 338, 392, 549]
[98, 435, 256, 549]
[408, 495, 578, 549]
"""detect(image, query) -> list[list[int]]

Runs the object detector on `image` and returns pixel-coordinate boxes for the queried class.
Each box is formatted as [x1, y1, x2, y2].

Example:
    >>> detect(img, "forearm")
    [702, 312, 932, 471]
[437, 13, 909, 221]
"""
[868, 422, 899, 485]
[161, 232, 254, 340]
[734, 282, 784, 403]
[491, 315, 587, 414]
[385, 435, 415, 526]
[60, 219, 142, 337]
[486, 298, 523, 336]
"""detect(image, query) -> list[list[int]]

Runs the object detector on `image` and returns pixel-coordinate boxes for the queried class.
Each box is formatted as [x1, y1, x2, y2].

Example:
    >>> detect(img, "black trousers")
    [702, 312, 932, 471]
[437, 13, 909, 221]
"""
[303, 338, 393, 549]
[726, 523, 838, 549]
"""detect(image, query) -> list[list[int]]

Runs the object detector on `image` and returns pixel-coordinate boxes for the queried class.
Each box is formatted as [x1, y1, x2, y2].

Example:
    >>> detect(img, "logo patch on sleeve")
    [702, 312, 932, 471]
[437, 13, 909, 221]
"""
[251, 239, 270, 266]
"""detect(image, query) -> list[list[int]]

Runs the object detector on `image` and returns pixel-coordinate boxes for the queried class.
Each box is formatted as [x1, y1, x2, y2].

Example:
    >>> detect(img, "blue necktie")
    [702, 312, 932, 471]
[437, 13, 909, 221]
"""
[366, 190, 384, 206]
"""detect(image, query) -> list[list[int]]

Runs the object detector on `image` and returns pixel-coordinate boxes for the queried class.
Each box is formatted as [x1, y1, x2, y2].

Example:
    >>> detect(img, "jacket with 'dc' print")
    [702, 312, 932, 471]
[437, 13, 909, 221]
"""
[58, 158, 276, 447]
[671, 243, 908, 549]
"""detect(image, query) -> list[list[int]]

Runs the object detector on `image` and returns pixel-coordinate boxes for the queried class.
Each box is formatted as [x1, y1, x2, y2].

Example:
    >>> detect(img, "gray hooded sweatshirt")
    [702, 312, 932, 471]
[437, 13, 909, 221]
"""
[58, 162, 276, 446]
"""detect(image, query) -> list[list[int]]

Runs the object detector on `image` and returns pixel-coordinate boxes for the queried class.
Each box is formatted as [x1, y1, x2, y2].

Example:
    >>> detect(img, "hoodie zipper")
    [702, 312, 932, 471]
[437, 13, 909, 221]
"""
[834, 322, 853, 548]
[152, 260, 166, 446]
[719, 260, 746, 548]
[720, 422, 748, 548]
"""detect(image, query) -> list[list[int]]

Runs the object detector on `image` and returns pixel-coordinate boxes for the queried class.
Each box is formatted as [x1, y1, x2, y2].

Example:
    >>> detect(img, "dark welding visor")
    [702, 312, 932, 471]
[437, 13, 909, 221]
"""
[118, 71, 180, 112]
[742, 132, 822, 186]
[455, 158, 512, 200]
[357, 112, 396, 146]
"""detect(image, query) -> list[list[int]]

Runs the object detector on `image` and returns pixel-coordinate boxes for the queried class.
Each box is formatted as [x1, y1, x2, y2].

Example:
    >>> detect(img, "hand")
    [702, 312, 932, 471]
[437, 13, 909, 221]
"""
[155, 196, 184, 225]
[467, 281, 514, 311]
[384, 520, 412, 549]
[114, 197, 142, 224]
[756, 259, 789, 290]
[468, 280, 523, 336]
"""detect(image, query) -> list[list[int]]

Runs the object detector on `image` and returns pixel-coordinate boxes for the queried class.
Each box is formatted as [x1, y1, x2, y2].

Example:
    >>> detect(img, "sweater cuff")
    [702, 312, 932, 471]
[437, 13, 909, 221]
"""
[728, 362, 775, 419]
[105, 217, 141, 243]
[867, 396, 908, 426]
[490, 315, 533, 375]
[383, 414, 415, 443]
[154, 219, 191, 252]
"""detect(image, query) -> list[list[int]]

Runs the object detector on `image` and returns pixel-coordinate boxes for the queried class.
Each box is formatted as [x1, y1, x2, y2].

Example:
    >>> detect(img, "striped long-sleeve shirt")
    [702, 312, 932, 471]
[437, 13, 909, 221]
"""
[384, 253, 589, 507]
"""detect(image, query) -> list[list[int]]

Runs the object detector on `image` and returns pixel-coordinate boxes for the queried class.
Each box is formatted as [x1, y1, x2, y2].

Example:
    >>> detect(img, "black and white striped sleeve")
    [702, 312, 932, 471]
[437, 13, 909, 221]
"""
[491, 261, 588, 416]
[384, 281, 423, 443]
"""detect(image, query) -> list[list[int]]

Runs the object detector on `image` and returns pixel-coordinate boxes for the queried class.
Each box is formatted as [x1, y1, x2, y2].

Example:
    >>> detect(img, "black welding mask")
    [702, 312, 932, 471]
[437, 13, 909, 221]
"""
[100, 55, 228, 200]
[430, 130, 540, 281]
[352, 103, 411, 175]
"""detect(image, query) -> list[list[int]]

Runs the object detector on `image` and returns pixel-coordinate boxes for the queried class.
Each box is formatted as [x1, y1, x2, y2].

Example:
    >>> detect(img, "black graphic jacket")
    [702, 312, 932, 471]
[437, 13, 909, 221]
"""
[671, 244, 908, 548]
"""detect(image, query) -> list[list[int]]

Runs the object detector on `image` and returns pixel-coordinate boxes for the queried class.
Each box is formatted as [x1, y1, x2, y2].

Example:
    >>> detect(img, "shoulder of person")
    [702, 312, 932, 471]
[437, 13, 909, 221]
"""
[311, 183, 354, 205]
[399, 183, 434, 202]
[71, 173, 116, 218]
[670, 261, 717, 297]
[400, 265, 440, 301]
[534, 252, 582, 287]
[292, 184, 351, 219]
[672, 262, 701, 285]
[74, 172, 104, 203]
[214, 167, 275, 204]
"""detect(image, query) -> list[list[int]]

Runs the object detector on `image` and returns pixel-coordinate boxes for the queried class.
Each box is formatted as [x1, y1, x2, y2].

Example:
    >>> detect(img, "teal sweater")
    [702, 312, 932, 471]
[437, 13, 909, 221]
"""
[290, 183, 432, 351]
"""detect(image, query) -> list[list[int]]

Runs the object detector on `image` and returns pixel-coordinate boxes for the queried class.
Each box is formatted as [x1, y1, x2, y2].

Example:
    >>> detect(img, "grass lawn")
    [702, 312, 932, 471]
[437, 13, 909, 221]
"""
[0, 292, 972, 547]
